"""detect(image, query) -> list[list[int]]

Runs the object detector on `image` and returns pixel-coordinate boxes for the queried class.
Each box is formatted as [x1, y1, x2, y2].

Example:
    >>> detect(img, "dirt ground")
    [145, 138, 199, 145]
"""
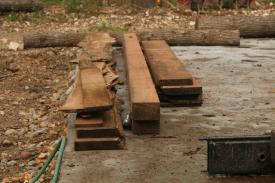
[60, 39, 275, 183]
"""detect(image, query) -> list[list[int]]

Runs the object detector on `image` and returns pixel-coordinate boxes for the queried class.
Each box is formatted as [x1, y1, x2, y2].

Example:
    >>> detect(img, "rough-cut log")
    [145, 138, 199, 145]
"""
[111, 29, 240, 46]
[123, 33, 160, 122]
[196, 15, 275, 38]
[0, 0, 43, 12]
[23, 32, 86, 48]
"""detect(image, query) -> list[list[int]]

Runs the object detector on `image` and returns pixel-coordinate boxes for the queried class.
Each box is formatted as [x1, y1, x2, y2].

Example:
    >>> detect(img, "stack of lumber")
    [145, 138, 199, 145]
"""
[142, 40, 203, 107]
[61, 33, 125, 151]
[123, 33, 160, 135]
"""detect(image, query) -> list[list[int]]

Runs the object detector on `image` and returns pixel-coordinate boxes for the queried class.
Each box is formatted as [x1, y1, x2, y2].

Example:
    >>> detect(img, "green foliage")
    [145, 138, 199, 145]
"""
[42, 0, 63, 4]
[63, 0, 104, 13]
[90, 16, 129, 32]
[222, 0, 235, 9]
[5, 12, 20, 21]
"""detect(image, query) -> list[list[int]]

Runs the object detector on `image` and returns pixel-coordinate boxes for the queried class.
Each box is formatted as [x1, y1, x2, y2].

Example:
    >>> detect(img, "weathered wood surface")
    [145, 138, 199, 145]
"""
[80, 66, 112, 111]
[123, 33, 160, 121]
[78, 32, 115, 61]
[196, 15, 275, 38]
[0, 0, 43, 12]
[142, 40, 193, 87]
[61, 66, 112, 112]
[61, 73, 83, 112]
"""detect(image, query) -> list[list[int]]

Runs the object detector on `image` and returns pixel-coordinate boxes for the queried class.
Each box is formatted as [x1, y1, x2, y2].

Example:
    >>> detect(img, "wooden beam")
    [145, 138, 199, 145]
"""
[142, 40, 193, 87]
[123, 33, 160, 121]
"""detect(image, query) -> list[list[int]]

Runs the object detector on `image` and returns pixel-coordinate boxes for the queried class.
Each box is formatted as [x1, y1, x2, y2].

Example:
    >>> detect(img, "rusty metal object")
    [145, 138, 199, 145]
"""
[202, 135, 275, 175]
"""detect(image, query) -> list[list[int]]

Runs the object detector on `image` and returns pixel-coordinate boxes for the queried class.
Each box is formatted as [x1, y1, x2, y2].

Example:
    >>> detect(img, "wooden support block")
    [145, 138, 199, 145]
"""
[75, 137, 124, 151]
[74, 98, 126, 151]
[159, 94, 203, 107]
[160, 78, 202, 95]
[123, 33, 160, 121]
[142, 40, 193, 87]
[76, 127, 123, 138]
[75, 116, 103, 128]
[132, 120, 160, 135]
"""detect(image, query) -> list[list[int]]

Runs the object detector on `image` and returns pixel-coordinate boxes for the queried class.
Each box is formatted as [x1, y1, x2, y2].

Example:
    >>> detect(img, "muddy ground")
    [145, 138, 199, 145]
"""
[60, 39, 275, 183]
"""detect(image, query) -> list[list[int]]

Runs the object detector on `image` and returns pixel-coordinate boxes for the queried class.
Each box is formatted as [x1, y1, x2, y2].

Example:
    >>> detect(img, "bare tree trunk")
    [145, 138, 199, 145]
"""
[0, 0, 43, 12]
[196, 15, 275, 38]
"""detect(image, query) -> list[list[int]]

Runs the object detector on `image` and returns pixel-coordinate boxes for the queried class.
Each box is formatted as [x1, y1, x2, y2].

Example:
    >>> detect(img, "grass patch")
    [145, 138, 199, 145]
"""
[4, 10, 67, 24]
[63, 0, 104, 13]
[90, 17, 129, 32]
[42, 0, 63, 5]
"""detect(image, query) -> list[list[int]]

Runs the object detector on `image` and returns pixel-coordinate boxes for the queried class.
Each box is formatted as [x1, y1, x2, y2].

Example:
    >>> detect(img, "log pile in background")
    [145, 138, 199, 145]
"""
[0, 0, 43, 12]
[61, 33, 125, 151]
[123, 33, 160, 135]
[142, 40, 203, 107]
[0, 29, 240, 51]
[196, 15, 275, 38]
[112, 29, 240, 46]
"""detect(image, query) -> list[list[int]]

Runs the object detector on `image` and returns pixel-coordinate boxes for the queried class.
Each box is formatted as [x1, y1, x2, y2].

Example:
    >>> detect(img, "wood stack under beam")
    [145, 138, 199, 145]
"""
[61, 33, 125, 150]
[142, 40, 203, 107]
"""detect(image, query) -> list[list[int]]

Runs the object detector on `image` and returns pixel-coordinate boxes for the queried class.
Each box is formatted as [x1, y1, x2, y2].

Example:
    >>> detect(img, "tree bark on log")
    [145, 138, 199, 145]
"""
[111, 29, 240, 46]
[196, 15, 275, 38]
[0, 30, 240, 50]
[0, 0, 43, 12]
[23, 32, 87, 48]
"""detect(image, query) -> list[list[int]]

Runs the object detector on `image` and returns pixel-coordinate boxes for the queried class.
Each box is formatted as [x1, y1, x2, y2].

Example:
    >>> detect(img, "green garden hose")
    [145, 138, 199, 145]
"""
[30, 138, 62, 183]
[52, 137, 67, 183]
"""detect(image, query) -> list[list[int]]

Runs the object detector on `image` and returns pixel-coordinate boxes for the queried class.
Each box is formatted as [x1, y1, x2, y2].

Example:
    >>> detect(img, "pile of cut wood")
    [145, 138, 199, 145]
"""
[142, 40, 203, 107]
[61, 33, 125, 151]
[122, 33, 203, 135]
[61, 32, 203, 147]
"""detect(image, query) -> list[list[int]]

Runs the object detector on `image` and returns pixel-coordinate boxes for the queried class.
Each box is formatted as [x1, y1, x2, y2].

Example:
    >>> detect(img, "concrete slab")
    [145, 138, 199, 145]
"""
[59, 39, 275, 183]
